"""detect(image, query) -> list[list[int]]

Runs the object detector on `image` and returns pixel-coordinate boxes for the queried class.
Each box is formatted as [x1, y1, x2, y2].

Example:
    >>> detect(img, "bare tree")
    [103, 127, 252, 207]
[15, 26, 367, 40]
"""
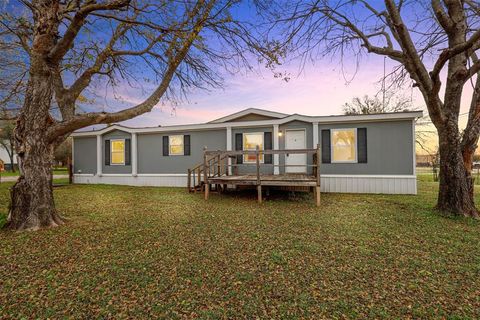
[274, 0, 480, 217]
[342, 93, 434, 154]
[0, 0, 272, 230]
[342, 93, 412, 115]
[0, 30, 26, 119]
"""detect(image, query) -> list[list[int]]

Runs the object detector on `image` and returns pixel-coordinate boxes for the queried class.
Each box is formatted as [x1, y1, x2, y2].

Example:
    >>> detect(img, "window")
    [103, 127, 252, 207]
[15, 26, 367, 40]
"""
[169, 135, 184, 155]
[243, 133, 263, 163]
[331, 128, 357, 163]
[111, 139, 125, 165]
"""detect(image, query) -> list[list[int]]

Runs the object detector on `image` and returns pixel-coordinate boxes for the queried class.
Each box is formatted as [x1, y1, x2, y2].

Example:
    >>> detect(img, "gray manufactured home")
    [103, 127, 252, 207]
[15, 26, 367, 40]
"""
[71, 108, 422, 194]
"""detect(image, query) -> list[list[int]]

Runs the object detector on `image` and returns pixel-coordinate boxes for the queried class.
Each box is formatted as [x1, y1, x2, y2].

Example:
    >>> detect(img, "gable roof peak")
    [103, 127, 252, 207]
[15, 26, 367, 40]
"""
[208, 107, 289, 123]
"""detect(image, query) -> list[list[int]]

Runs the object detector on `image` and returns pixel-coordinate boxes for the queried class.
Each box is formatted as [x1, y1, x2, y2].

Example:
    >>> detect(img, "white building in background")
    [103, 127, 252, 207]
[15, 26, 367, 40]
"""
[0, 142, 17, 170]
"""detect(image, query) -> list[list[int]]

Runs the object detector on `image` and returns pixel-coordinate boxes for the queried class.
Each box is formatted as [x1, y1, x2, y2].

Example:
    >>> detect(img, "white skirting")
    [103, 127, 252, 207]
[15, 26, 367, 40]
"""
[74, 174, 417, 194]
[73, 174, 188, 188]
[320, 175, 417, 194]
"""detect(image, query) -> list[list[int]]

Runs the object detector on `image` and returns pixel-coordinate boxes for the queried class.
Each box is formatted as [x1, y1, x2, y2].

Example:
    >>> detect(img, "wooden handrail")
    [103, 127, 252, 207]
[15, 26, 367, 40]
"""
[189, 146, 322, 203]
[205, 149, 318, 156]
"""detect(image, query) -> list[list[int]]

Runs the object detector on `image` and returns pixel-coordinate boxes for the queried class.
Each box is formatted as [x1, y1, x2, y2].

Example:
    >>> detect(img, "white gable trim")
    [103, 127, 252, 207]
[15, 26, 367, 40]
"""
[71, 111, 423, 137]
[208, 108, 288, 123]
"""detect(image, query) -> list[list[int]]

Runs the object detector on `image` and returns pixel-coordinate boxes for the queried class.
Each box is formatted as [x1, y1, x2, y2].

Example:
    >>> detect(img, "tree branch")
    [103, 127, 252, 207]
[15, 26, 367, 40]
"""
[48, 0, 215, 140]
[49, 0, 131, 63]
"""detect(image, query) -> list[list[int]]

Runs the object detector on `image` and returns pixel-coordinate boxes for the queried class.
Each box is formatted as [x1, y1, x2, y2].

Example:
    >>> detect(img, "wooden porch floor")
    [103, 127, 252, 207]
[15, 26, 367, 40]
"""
[208, 174, 317, 187]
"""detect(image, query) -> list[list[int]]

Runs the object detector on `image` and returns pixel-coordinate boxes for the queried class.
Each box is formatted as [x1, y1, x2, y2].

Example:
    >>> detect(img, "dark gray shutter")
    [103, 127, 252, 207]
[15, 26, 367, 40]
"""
[163, 136, 169, 156]
[125, 139, 131, 165]
[321, 130, 331, 163]
[184, 135, 191, 156]
[105, 140, 110, 165]
[264, 132, 272, 164]
[357, 128, 367, 163]
[235, 133, 243, 164]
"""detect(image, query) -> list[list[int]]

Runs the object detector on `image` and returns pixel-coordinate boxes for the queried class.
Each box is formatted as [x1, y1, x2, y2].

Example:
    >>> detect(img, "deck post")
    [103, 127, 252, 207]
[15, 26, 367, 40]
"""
[204, 146, 209, 200]
[315, 143, 321, 206]
[187, 168, 191, 192]
[256, 145, 262, 203]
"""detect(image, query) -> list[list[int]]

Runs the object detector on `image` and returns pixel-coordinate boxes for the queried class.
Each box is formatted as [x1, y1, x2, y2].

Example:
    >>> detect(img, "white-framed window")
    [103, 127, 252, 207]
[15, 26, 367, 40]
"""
[243, 132, 264, 163]
[169, 135, 184, 156]
[331, 128, 357, 163]
[111, 139, 125, 165]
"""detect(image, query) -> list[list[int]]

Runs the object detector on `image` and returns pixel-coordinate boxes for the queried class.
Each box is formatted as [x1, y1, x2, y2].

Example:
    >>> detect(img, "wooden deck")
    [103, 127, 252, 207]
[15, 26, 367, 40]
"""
[188, 146, 322, 206]
[208, 174, 317, 186]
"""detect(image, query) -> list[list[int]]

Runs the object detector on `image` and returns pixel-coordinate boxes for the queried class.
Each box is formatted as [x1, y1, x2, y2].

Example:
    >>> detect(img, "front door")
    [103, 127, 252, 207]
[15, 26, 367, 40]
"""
[285, 129, 307, 173]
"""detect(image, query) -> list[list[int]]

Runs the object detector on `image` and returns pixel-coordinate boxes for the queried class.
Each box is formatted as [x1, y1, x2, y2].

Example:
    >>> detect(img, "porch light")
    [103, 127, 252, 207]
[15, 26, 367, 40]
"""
[278, 131, 283, 137]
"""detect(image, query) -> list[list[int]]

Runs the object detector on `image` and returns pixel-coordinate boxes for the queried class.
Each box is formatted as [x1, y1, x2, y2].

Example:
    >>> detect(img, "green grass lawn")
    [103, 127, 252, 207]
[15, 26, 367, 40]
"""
[1, 180, 479, 319]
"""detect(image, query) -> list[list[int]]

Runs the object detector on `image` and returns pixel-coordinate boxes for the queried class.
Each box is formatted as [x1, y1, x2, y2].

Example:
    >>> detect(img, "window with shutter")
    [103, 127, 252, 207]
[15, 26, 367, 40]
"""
[169, 135, 184, 155]
[110, 139, 125, 165]
[243, 133, 264, 163]
[331, 128, 357, 163]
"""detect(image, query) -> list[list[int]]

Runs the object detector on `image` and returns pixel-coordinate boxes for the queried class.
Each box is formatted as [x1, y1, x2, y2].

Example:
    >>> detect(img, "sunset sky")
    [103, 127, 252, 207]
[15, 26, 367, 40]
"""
[98, 54, 460, 154]
[73, 1, 476, 155]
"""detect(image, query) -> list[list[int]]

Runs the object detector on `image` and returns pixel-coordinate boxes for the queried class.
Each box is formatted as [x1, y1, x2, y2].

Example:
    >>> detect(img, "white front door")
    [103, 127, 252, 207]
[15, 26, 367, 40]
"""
[285, 129, 307, 173]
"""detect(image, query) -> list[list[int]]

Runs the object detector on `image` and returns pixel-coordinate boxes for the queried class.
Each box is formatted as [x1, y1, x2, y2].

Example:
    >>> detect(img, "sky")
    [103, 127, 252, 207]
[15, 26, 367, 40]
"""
[77, 0, 472, 158]
[109, 56, 423, 127]
[5, 0, 473, 155]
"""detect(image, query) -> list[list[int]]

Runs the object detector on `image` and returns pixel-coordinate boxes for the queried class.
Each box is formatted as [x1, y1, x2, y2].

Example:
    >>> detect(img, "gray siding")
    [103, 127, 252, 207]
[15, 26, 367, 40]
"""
[279, 121, 313, 174]
[103, 130, 132, 174]
[73, 137, 96, 174]
[319, 120, 414, 175]
[232, 126, 274, 174]
[73, 119, 415, 179]
[137, 129, 226, 174]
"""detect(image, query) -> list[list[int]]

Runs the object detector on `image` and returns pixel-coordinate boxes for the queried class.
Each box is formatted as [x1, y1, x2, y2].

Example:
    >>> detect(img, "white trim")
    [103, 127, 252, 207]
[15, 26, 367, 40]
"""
[110, 138, 126, 165]
[76, 173, 415, 179]
[312, 122, 319, 148]
[242, 132, 265, 164]
[285, 128, 307, 173]
[226, 126, 232, 175]
[330, 128, 358, 164]
[168, 134, 184, 156]
[73, 173, 417, 194]
[412, 119, 416, 176]
[209, 108, 288, 123]
[273, 124, 280, 175]
[70, 111, 424, 137]
[136, 173, 188, 177]
[320, 174, 416, 178]
[132, 133, 138, 176]
[71, 136, 75, 173]
[96, 135, 102, 175]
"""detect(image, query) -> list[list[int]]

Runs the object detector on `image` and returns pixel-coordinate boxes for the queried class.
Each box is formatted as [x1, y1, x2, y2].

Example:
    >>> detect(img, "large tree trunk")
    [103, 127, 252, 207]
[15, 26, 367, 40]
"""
[4, 72, 64, 230]
[5, 139, 64, 230]
[436, 127, 479, 217]
[4, 0, 64, 230]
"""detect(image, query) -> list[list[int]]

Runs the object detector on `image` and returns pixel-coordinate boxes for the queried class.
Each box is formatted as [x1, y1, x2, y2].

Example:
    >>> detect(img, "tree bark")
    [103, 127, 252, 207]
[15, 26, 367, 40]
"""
[4, 0, 64, 230]
[437, 126, 479, 217]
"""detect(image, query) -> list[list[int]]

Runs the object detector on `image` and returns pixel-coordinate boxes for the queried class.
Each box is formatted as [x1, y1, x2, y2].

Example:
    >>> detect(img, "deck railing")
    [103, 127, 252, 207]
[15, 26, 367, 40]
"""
[187, 145, 321, 205]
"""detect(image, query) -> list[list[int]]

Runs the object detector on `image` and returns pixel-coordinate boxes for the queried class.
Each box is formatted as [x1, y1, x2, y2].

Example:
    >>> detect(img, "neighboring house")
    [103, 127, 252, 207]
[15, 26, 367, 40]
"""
[71, 108, 422, 194]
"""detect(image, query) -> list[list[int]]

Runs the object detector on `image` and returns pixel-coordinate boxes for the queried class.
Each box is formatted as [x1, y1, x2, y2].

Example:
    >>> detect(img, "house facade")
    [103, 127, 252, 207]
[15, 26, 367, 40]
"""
[71, 108, 422, 194]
